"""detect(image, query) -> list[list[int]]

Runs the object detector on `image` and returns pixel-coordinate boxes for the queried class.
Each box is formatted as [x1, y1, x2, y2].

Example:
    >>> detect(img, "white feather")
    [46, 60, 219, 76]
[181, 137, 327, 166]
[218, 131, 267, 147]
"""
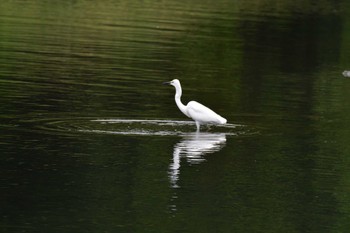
[164, 79, 227, 130]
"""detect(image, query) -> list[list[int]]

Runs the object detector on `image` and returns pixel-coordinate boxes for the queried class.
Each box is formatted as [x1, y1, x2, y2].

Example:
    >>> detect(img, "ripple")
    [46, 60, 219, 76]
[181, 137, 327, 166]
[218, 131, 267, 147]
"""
[83, 119, 255, 136]
[23, 118, 260, 137]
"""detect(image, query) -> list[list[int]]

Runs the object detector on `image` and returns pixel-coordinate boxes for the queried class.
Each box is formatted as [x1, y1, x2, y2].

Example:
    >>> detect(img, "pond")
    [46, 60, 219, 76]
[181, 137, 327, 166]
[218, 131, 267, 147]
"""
[1, 0, 350, 232]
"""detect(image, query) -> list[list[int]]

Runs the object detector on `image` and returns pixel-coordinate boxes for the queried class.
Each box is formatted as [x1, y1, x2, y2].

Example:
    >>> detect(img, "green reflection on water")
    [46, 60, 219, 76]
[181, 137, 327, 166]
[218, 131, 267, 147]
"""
[1, 0, 350, 232]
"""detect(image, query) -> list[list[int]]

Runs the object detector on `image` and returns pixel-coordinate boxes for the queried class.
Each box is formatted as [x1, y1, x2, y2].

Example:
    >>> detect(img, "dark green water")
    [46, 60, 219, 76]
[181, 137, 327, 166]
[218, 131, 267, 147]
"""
[2, 0, 350, 232]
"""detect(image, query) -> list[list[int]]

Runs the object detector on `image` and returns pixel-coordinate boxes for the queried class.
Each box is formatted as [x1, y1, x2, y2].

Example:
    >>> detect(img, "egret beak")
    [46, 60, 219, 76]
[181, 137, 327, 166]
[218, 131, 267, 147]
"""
[163, 81, 171, 85]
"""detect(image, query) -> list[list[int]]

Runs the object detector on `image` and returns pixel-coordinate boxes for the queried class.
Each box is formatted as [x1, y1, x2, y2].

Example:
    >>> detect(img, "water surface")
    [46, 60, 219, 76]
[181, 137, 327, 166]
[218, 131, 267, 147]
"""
[1, 0, 350, 232]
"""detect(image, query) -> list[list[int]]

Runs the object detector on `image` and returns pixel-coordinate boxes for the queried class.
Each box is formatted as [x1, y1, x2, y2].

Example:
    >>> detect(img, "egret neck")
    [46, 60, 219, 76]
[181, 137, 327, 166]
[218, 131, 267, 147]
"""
[173, 83, 189, 117]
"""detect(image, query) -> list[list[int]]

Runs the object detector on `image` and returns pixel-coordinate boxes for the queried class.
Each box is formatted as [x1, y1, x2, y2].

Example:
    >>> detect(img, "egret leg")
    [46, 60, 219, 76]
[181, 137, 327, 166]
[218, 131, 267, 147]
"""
[195, 121, 200, 131]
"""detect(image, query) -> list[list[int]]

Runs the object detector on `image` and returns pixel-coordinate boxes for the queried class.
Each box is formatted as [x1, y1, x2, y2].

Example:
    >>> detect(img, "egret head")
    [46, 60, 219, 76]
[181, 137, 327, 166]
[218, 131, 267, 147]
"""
[163, 79, 180, 87]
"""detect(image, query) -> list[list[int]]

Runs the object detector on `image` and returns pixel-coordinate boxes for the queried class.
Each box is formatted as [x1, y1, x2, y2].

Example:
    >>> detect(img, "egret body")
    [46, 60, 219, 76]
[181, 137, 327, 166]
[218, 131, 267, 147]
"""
[163, 79, 227, 131]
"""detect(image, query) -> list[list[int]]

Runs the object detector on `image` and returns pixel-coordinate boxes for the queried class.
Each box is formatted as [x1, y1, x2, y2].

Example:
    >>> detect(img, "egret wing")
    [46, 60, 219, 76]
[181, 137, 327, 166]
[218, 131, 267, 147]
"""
[186, 101, 222, 124]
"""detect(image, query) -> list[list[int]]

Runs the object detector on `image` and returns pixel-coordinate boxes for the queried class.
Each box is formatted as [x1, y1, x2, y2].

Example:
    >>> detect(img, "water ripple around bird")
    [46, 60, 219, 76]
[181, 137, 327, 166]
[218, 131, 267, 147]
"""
[19, 117, 261, 137]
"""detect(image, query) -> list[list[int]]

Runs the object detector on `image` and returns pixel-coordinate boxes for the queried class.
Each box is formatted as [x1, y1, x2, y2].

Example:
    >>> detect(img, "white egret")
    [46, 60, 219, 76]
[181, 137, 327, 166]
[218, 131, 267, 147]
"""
[163, 79, 227, 131]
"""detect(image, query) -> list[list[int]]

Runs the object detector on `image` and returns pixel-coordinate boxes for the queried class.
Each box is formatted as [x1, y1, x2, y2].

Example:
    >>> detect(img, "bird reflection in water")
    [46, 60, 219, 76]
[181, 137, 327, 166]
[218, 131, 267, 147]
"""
[168, 132, 226, 188]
